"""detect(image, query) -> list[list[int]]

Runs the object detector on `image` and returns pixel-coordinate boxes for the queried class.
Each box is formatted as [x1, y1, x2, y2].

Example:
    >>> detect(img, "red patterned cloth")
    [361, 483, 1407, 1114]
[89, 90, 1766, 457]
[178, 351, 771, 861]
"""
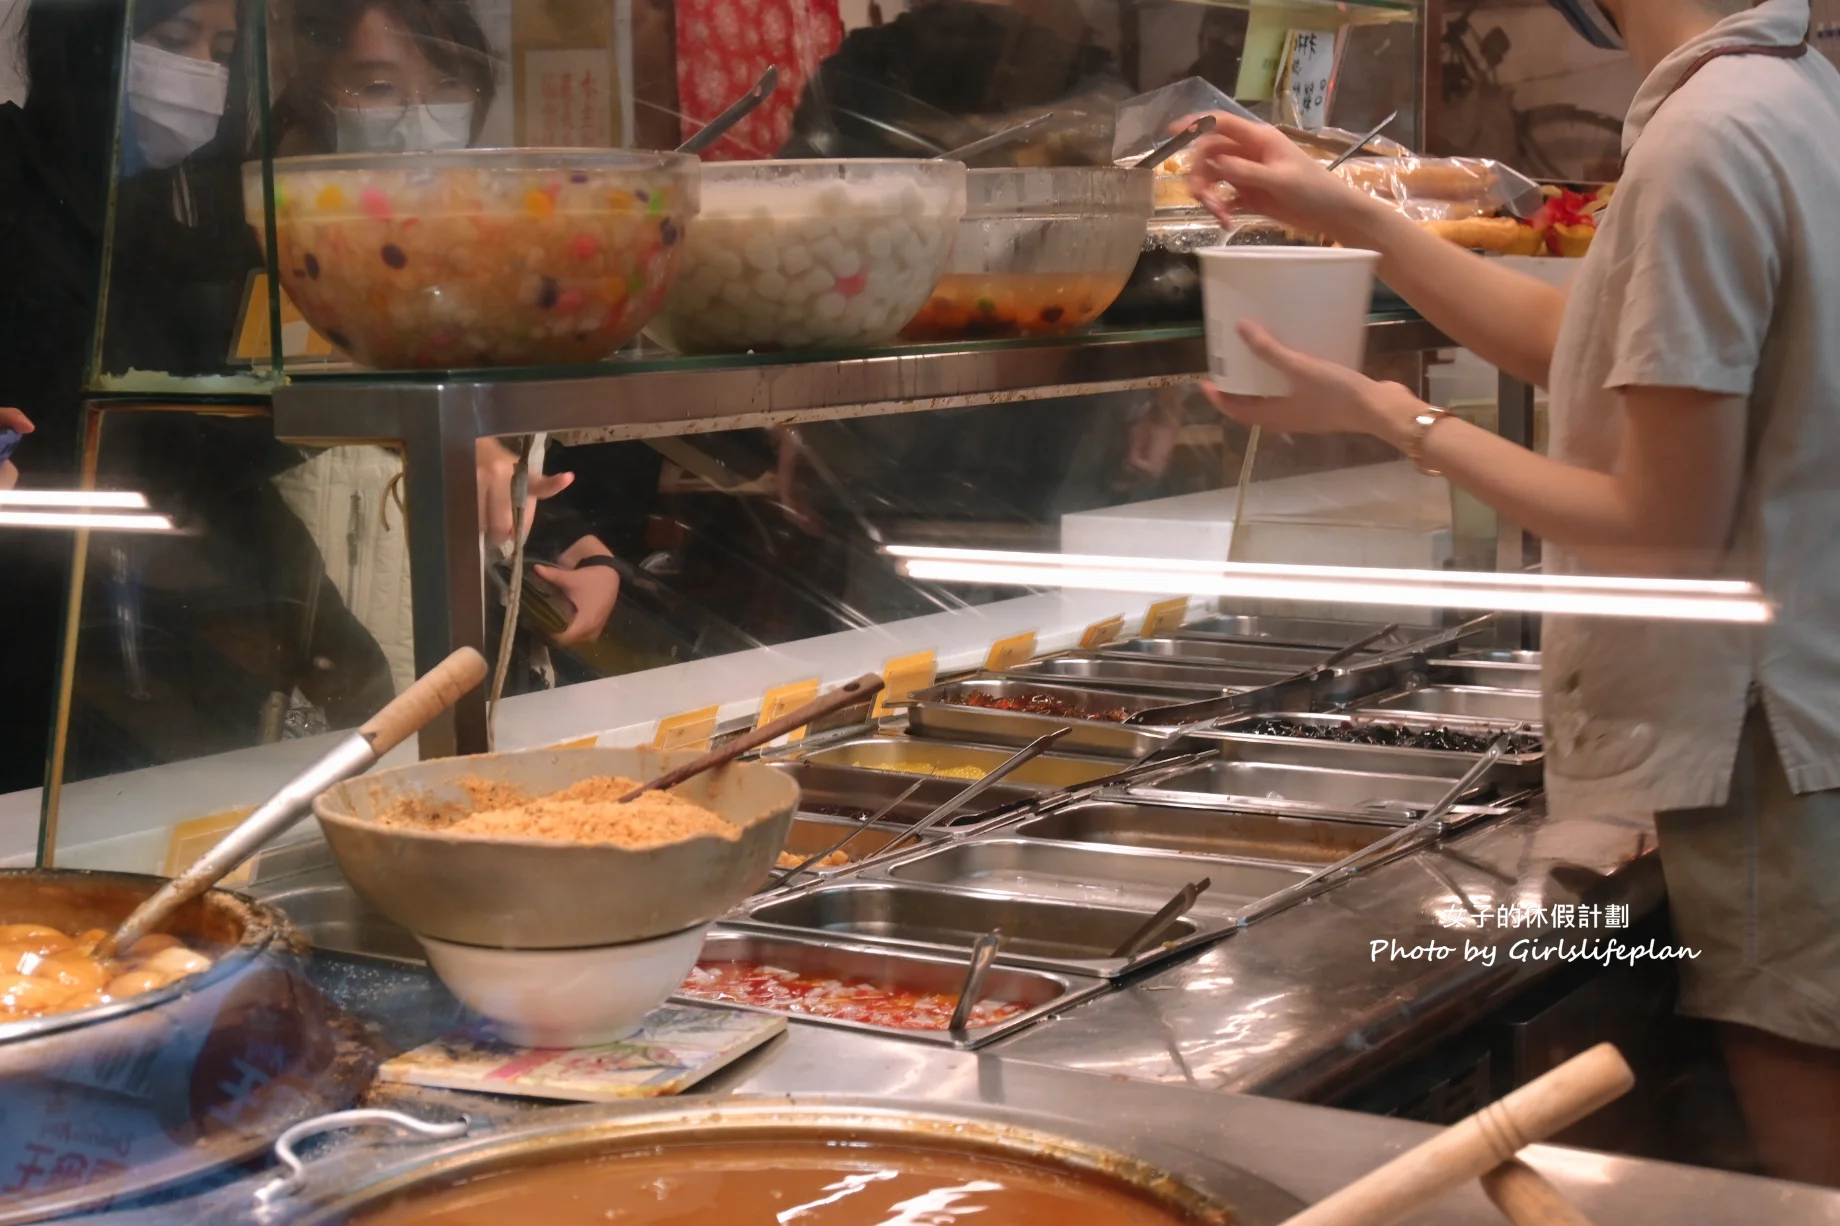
[675, 0, 842, 159]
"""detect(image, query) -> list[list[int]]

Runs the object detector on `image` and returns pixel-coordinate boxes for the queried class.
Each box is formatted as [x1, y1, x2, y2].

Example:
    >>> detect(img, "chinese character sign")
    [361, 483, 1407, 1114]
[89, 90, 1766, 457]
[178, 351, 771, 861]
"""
[1286, 28, 1336, 130]
[525, 49, 612, 146]
[675, 0, 842, 159]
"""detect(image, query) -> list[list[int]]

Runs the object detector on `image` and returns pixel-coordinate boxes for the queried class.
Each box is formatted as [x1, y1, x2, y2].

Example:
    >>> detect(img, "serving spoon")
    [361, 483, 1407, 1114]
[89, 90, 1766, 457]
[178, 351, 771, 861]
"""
[99, 647, 489, 958]
[678, 66, 779, 155]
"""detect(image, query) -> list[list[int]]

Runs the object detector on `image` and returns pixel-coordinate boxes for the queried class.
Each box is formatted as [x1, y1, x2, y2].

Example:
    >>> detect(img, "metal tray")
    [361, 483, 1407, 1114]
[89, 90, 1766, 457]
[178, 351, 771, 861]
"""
[1210, 711, 1542, 757]
[1102, 637, 1380, 671]
[873, 837, 1310, 913]
[768, 758, 1037, 826]
[1449, 648, 1542, 665]
[1429, 658, 1542, 690]
[1005, 653, 1285, 694]
[1011, 800, 1391, 865]
[905, 679, 1185, 758]
[736, 880, 1224, 978]
[674, 928, 1106, 1049]
[776, 738, 1116, 816]
[780, 814, 925, 875]
[1362, 685, 1543, 723]
[1129, 750, 1522, 823]
[1173, 615, 1425, 649]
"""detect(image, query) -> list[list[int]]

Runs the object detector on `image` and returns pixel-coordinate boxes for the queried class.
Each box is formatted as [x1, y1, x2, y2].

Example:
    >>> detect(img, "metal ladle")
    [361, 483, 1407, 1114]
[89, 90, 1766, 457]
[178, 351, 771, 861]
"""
[677, 66, 778, 155]
[947, 928, 1005, 1034]
[99, 647, 490, 958]
[932, 112, 1055, 162]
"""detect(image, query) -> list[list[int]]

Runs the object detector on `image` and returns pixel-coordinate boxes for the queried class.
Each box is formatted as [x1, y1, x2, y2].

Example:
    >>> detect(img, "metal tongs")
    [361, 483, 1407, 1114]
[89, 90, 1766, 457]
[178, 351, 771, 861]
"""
[761, 728, 1072, 898]
[933, 113, 1055, 162]
[1123, 623, 1399, 727]
[1110, 878, 1211, 959]
[1233, 735, 1513, 929]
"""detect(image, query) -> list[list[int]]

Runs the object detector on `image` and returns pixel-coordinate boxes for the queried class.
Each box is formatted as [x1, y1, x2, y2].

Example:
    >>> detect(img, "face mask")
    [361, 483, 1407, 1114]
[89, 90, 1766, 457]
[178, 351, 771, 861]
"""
[1546, 0, 1624, 50]
[127, 41, 229, 169]
[334, 101, 474, 153]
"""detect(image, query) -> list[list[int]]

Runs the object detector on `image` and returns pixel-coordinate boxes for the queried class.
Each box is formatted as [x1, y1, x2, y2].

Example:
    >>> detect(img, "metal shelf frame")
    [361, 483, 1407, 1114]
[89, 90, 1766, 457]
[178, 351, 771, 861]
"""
[271, 316, 1452, 757]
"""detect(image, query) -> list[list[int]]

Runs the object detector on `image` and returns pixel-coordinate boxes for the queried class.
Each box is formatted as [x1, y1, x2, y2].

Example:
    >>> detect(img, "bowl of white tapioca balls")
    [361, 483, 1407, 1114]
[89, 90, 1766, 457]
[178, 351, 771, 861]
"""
[649, 160, 966, 354]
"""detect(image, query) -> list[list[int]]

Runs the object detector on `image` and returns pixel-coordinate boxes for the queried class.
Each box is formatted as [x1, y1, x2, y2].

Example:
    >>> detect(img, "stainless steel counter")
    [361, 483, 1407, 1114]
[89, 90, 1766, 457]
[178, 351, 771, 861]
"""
[990, 802, 1665, 1099]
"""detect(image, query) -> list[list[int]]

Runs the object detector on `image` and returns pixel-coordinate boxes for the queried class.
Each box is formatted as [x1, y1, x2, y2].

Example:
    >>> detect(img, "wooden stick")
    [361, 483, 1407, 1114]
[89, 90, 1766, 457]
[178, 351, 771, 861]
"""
[620, 672, 884, 801]
[1277, 1044, 1634, 1226]
[1481, 1159, 1596, 1226]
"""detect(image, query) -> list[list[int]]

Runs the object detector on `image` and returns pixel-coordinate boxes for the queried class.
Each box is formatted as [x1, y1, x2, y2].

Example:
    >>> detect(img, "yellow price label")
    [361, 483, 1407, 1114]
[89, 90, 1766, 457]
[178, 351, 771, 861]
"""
[549, 735, 600, 750]
[758, 678, 821, 742]
[984, 631, 1037, 673]
[233, 273, 337, 362]
[164, 808, 258, 885]
[1080, 616, 1126, 650]
[875, 650, 937, 718]
[654, 705, 720, 752]
[1141, 597, 1189, 638]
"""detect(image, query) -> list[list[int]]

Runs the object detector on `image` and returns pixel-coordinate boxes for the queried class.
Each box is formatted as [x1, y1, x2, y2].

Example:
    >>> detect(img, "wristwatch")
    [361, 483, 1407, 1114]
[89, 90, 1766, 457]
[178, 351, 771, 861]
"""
[1404, 406, 1450, 476]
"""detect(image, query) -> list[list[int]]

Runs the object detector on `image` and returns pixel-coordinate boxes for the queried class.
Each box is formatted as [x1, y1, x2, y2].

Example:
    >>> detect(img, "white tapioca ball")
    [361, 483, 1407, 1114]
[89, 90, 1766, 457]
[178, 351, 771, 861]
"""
[865, 227, 894, 260]
[744, 235, 779, 273]
[781, 243, 814, 276]
[811, 235, 846, 267]
[718, 280, 751, 307]
[801, 268, 835, 297]
[817, 184, 852, 216]
[813, 292, 847, 321]
[825, 246, 862, 279]
[754, 270, 789, 302]
[709, 247, 744, 280]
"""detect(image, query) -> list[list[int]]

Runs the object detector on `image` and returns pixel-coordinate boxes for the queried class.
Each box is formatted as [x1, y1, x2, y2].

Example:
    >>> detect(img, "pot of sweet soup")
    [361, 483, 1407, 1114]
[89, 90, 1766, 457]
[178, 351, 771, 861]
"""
[248, 1097, 1307, 1225]
[0, 869, 373, 1224]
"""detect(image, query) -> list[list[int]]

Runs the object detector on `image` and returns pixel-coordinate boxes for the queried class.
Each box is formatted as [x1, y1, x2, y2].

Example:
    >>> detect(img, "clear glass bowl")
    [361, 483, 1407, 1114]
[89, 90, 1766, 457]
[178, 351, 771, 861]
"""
[649, 159, 967, 354]
[901, 166, 1154, 341]
[243, 149, 699, 369]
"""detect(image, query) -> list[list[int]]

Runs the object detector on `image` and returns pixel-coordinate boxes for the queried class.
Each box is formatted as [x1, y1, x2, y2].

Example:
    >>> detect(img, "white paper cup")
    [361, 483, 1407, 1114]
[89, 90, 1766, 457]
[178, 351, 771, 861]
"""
[1198, 247, 1381, 396]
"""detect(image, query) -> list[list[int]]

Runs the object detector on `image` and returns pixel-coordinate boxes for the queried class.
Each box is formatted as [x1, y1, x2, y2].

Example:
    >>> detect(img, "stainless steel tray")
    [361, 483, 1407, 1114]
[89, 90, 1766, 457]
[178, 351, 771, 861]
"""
[1129, 748, 1523, 823]
[768, 757, 1038, 826]
[780, 814, 925, 875]
[1428, 658, 1542, 689]
[1005, 652, 1284, 694]
[1449, 648, 1542, 664]
[1173, 615, 1424, 649]
[905, 679, 1184, 758]
[1210, 711, 1543, 758]
[1102, 637, 1381, 671]
[1011, 800, 1392, 865]
[674, 928, 1106, 1049]
[1361, 685, 1543, 723]
[776, 737, 1118, 813]
[871, 837, 1310, 913]
[734, 879, 1227, 978]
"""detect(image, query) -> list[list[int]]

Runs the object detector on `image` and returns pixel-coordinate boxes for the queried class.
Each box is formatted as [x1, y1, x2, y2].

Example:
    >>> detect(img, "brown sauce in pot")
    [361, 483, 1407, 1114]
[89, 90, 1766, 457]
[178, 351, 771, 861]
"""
[355, 1139, 1214, 1225]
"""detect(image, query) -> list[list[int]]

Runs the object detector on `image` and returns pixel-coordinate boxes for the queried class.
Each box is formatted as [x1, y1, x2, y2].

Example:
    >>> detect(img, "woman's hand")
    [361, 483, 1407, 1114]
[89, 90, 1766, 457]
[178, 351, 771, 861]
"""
[532, 537, 619, 644]
[1200, 322, 1420, 448]
[1183, 113, 1379, 247]
[0, 407, 33, 491]
[477, 438, 574, 549]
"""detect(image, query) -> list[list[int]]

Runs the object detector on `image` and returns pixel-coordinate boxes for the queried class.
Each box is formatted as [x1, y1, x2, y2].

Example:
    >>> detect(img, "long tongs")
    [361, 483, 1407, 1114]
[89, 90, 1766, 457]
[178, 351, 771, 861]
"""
[1123, 623, 1399, 727]
[678, 66, 778, 155]
[1110, 878, 1211, 959]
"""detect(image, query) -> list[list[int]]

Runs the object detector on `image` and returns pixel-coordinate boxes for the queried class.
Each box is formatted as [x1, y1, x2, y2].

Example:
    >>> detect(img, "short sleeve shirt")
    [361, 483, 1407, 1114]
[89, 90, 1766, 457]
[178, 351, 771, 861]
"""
[1542, 0, 1840, 816]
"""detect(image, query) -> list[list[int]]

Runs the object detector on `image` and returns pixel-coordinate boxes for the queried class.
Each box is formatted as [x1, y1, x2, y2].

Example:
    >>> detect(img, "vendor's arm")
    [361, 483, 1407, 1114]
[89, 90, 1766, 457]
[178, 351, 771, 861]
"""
[1187, 116, 1566, 388]
[1205, 330, 1745, 573]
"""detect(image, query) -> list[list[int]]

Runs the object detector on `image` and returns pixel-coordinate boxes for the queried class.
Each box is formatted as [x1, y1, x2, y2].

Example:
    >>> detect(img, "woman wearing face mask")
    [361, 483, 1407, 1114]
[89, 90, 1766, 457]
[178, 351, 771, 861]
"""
[1187, 0, 1840, 1186]
[266, 0, 622, 689]
[271, 0, 494, 154]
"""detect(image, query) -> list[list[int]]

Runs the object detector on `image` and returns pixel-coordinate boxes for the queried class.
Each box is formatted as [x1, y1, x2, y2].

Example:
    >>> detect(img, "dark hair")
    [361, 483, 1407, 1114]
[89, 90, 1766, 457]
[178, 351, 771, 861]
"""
[269, 0, 497, 153]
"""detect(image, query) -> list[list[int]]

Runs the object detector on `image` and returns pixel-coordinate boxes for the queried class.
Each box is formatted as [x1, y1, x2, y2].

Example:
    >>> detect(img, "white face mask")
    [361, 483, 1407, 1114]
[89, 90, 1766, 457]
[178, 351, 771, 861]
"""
[127, 41, 229, 169]
[334, 101, 474, 153]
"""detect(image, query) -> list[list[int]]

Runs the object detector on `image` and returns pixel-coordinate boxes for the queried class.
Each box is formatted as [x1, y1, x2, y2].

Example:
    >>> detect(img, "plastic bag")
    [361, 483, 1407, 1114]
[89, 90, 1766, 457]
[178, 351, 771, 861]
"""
[1331, 155, 1544, 221]
[1112, 76, 1260, 166]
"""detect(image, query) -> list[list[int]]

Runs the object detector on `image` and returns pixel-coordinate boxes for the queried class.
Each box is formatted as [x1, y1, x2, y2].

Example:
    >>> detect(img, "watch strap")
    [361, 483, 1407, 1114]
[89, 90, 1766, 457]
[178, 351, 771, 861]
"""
[1405, 407, 1450, 476]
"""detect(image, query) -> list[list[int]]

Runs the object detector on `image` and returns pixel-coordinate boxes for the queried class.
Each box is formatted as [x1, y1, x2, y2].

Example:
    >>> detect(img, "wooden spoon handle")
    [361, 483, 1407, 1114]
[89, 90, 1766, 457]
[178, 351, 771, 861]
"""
[360, 647, 490, 756]
[1277, 1044, 1633, 1226]
[621, 673, 884, 801]
[1482, 1159, 1596, 1226]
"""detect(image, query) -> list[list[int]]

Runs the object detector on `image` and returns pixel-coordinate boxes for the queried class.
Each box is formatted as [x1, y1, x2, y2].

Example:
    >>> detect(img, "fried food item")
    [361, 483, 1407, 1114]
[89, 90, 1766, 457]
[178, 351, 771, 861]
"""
[376, 775, 740, 849]
[874, 761, 986, 781]
[1420, 216, 1528, 253]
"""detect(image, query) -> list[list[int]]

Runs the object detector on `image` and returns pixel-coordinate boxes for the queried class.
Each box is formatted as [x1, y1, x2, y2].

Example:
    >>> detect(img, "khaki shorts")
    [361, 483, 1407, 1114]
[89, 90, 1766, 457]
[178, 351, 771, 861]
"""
[1656, 706, 1840, 1049]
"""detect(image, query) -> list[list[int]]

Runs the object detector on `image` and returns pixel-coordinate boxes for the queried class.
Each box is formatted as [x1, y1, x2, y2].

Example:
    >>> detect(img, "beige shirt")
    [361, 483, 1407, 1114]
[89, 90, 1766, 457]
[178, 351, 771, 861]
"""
[1542, 0, 1840, 816]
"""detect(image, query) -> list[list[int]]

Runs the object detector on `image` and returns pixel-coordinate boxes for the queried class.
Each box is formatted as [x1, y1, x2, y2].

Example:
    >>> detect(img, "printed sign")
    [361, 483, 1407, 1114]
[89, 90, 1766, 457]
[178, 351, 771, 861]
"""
[524, 49, 613, 147]
[757, 678, 821, 742]
[1080, 616, 1126, 650]
[653, 705, 719, 752]
[163, 809, 257, 885]
[984, 631, 1038, 673]
[1141, 598, 1190, 638]
[875, 651, 937, 718]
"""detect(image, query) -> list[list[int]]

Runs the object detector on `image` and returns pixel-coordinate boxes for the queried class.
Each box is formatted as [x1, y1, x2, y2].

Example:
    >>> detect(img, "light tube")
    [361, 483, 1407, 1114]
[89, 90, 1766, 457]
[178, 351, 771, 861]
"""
[0, 511, 175, 532]
[0, 490, 150, 508]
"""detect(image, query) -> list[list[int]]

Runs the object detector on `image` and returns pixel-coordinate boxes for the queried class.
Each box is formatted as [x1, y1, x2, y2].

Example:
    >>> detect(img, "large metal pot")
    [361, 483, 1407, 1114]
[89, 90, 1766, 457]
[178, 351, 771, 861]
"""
[238, 1097, 1308, 1224]
[0, 870, 372, 1224]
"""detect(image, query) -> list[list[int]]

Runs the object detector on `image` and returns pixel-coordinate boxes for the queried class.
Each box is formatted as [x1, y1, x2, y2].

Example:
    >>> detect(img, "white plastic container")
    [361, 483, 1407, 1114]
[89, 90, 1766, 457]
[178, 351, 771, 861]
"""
[1197, 247, 1380, 396]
